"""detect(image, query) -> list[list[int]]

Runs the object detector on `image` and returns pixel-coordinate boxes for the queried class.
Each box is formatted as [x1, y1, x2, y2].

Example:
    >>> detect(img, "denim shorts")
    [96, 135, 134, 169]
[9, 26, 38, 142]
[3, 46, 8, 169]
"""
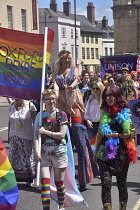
[40, 154, 68, 168]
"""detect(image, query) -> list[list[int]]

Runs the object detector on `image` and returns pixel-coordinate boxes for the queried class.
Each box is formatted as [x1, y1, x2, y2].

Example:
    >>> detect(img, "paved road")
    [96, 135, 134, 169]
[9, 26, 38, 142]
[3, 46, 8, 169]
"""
[0, 97, 140, 210]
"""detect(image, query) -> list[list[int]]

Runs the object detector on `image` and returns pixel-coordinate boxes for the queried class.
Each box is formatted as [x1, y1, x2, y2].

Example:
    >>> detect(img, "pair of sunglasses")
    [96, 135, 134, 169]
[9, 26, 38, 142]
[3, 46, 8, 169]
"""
[92, 88, 100, 90]
[108, 80, 114, 83]
[105, 93, 115, 98]
[43, 98, 56, 101]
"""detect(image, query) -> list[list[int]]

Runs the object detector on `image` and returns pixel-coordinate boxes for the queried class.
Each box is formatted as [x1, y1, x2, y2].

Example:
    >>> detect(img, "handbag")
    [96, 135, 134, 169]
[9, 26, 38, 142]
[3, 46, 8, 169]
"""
[96, 145, 107, 161]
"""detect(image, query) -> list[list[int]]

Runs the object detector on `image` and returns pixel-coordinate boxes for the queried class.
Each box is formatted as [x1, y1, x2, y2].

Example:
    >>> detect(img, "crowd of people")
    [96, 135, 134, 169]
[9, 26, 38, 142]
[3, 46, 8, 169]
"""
[6, 50, 139, 210]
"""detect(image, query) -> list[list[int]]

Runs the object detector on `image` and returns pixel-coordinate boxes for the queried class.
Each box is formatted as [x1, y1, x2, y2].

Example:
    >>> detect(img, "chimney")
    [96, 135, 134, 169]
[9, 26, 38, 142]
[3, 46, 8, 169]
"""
[50, 0, 57, 13]
[63, 0, 71, 18]
[87, 2, 95, 24]
[102, 16, 108, 29]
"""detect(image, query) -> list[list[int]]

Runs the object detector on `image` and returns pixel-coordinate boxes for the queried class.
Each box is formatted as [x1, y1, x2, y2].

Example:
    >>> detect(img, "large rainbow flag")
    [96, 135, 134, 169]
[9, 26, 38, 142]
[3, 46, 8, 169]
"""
[0, 27, 54, 99]
[0, 139, 18, 209]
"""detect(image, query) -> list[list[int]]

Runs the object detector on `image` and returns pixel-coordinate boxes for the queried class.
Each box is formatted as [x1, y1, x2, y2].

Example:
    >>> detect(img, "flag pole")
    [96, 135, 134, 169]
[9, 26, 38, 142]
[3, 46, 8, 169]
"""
[36, 27, 48, 186]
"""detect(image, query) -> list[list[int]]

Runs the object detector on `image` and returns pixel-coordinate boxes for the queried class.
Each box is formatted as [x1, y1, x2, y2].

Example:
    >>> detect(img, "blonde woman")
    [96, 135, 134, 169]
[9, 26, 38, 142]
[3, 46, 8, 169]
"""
[53, 50, 85, 122]
[84, 81, 105, 153]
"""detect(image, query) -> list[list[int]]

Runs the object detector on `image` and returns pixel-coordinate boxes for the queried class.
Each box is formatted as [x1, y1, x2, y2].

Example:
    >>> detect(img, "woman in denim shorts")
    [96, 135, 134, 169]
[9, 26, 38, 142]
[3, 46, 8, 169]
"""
[34, 89, 68, 210]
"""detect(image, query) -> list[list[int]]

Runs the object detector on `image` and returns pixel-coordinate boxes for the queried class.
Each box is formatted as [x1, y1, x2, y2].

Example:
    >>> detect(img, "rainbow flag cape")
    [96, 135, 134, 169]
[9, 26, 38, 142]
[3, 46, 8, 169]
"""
[0, 139, 18, 209]
[0, 27, 54, 99]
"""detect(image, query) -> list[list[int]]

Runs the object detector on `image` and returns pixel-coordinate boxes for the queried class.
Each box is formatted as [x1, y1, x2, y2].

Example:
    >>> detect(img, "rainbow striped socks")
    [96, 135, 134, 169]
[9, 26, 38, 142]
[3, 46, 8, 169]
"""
[41, 178, 50, 210]
[55, 181, 66, 209]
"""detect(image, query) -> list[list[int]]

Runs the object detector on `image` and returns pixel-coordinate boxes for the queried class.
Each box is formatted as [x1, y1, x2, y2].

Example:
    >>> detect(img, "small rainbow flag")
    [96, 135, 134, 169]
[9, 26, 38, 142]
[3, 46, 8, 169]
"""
[0, 139, 18, 209]
[0, 27, 54, 99]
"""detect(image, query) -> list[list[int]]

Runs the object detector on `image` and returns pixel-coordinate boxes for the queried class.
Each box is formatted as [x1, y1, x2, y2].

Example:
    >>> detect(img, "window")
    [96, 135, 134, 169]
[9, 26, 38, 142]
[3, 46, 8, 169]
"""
[71, 45, 74, 58]
[102, 33, 107, 38]
[82, 48, 85, 59]
[110, 48, 113, 56]
[105, 48, 108, 56]
[87, 48, 90, 59]
[95, 34, 98, 44]
[61, 27, 66, 37]
[95, 48, 99, 59]
[82, 34, 85, 43]
[21, 9, 26, 31]
[62, 45, 66, 50]
[86, 34, 89, 43]
[76, 29, 78, 39]
[76, 46, 79, 59]
[7, 6, 13, 29]
[71, 29, 74, 39]
[91, 48, 94, 59]
[91, 34, 94, 43]
[109, 33, 114, 38]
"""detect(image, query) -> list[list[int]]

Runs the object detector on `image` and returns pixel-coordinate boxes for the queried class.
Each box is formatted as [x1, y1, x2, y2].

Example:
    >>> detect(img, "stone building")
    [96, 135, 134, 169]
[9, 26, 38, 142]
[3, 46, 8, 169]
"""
[112, 0, 140, 54]
[0, 0, 39, 33]
[39, 0, 106, 72]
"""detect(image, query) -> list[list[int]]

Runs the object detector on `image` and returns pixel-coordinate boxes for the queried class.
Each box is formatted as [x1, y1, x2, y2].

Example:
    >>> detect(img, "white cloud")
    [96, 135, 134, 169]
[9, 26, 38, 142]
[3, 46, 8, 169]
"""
[71, 6, 87, 17]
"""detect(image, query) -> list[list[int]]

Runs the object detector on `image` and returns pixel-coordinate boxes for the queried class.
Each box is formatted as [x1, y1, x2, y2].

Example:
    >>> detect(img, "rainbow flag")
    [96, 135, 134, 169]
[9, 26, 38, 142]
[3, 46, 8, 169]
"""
[0, 139, 18, 209]
[0, 27, 54, 99]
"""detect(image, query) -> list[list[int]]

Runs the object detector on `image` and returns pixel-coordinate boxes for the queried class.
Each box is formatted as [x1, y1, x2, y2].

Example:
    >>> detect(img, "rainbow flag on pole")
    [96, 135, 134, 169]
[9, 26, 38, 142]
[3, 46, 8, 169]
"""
[0, 139, 18, 209]
[0, 27, 54, 99]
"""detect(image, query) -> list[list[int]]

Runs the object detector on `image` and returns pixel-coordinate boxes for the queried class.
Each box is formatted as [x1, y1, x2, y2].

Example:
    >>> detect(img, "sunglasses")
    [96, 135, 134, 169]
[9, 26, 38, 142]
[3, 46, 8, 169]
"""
[108, 80, 114, 83]
[105, 93, 115, 98]
[43, 98, 56, 101]
[92, 87, 100, 91]
[121, 71, 128, 74]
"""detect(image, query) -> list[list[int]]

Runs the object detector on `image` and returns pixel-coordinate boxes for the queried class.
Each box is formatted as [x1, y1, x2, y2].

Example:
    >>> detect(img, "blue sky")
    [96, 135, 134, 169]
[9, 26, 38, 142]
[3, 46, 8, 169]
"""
[37, 0, 114, 26]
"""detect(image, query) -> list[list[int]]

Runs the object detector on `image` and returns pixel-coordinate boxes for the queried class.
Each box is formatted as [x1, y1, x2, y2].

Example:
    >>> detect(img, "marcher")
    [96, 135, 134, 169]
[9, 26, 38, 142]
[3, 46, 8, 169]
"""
[94, 85, 137, 210]
[78, 69, 90, 97]
[102, 73, 111, 87]
[8, 99, 36, 185]
[53, 50, 99, 190]
[34, 89, 68, 210]
[131, 71, 140, 99]
[84, 81, 104, 153]
[116, 67, 138, 100]
[34, 89, 86, 210]
[107, 76, 116, 87]
[83, 75, 101, 105]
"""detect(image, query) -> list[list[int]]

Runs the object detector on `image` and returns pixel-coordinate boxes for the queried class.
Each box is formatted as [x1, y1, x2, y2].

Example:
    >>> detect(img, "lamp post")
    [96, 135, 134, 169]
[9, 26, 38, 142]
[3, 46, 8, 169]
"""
[74, 0, 77, 66]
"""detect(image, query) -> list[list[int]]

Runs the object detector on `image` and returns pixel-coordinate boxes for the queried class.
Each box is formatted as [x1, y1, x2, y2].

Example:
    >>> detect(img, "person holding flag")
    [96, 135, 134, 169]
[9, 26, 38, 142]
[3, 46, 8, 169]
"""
[34, 89, 86, 210]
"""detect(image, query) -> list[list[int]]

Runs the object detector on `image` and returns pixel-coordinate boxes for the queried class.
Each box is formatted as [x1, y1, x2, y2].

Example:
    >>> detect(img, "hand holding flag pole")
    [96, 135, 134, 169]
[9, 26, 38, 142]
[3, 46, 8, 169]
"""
[36, 27, 48, 186]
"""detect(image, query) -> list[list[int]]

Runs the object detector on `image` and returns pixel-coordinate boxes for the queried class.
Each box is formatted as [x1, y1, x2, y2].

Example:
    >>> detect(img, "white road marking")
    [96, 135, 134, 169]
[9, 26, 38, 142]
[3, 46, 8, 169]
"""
[133, 199, 140, 210]
[0, 127, 8, 132]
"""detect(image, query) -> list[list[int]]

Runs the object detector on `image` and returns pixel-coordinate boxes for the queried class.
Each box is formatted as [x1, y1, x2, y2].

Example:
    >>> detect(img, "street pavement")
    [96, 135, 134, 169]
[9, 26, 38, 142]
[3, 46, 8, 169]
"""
[0, 97, 140, 210]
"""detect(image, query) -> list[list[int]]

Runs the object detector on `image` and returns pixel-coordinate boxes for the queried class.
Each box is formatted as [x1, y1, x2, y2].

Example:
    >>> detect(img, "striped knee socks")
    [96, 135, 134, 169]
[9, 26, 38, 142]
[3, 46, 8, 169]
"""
[55, 181, 65, 209]
[41, 178, 50, 210]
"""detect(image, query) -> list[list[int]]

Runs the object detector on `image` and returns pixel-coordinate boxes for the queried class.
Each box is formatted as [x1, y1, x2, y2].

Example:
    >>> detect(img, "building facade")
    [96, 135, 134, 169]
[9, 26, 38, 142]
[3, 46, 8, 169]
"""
[112, 0, 140, 54]
[77, 15, 103, 72]
[0, 0, 39, 33]
[39, 6, 81, 67]
[97, 16, 114, 57]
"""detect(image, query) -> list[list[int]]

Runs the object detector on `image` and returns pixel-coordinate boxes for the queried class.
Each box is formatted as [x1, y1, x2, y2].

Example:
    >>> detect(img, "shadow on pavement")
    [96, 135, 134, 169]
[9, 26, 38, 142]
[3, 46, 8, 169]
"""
[17, 183, 41, 194]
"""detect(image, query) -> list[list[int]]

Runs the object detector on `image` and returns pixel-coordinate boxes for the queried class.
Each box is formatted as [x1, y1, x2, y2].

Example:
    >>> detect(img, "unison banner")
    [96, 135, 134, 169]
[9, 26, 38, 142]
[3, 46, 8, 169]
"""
[100, 54, 139, 77]
[0, 27, 54, 99]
